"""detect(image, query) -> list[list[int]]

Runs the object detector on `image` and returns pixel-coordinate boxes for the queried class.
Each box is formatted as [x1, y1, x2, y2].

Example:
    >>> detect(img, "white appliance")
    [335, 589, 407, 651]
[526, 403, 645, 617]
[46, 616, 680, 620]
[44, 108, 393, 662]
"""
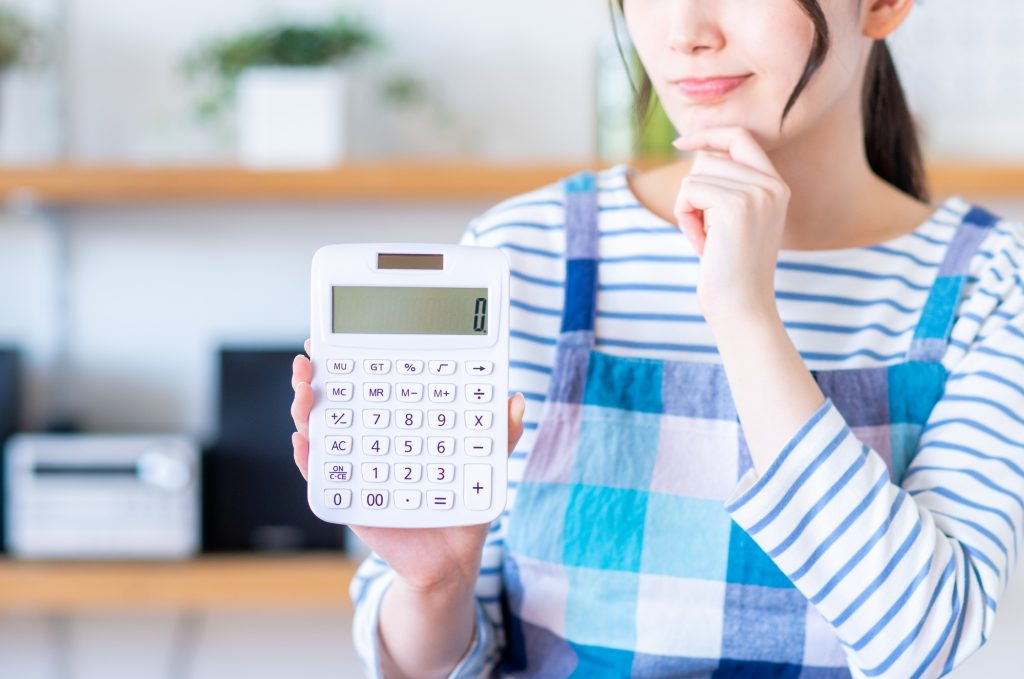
[4, 434, 200, 559]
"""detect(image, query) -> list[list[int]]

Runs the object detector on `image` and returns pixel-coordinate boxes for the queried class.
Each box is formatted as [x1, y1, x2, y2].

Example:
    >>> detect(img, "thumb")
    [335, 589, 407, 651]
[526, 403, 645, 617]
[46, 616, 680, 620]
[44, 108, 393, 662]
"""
[507, 392, 526, 456]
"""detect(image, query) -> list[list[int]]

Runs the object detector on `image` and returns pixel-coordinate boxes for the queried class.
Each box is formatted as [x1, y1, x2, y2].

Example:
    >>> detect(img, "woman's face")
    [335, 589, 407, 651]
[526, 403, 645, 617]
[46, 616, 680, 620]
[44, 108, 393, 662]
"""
[622, 0, 872, 149]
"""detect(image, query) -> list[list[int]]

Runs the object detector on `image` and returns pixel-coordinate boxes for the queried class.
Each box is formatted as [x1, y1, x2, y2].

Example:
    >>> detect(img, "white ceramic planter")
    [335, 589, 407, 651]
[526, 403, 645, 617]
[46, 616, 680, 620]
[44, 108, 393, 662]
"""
[236, 65, 347, 169]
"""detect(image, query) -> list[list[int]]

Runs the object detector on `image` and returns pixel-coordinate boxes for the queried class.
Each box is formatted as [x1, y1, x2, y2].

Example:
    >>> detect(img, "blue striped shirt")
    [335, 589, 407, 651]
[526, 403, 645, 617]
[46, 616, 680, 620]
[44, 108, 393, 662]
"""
[351, 163, 1024, 678]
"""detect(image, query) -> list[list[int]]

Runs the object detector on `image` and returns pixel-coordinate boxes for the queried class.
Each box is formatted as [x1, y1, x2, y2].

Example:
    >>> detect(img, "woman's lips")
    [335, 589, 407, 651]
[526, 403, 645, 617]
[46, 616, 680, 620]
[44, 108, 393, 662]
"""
[674, 74, 751, 103]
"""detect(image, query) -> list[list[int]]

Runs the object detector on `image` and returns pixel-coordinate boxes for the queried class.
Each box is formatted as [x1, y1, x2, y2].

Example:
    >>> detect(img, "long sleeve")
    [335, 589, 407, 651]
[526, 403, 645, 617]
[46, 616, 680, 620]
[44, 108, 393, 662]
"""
[348, 221, 507, 678]
[723, 223, 1024, 678]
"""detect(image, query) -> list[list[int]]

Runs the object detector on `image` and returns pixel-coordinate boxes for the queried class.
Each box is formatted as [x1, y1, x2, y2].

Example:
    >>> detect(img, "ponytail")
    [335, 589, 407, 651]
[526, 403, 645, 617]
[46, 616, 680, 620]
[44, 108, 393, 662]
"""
[862, 40, 929, 202]
[610, 0, 929, 202]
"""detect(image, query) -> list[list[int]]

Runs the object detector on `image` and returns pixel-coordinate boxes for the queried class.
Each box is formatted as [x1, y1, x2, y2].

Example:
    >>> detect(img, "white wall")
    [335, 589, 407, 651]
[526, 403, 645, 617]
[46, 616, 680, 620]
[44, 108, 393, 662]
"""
[2, 0, 1024, 677]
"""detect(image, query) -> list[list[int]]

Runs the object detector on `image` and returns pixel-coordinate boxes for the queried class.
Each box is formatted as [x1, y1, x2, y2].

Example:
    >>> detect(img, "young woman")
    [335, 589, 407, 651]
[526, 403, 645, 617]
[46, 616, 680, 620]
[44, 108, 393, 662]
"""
[291, 1, 1024, 676]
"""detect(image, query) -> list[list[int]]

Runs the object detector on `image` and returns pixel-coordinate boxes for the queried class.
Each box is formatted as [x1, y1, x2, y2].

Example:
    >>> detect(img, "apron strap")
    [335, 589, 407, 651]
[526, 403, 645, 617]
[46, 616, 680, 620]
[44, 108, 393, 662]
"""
[906, 204, 1001, 362]
[558, 170, 601, 346]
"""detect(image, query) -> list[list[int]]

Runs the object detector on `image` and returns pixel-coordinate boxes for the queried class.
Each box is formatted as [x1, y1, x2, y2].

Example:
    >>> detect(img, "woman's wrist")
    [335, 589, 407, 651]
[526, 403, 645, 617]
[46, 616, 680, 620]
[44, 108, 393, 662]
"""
[377, 570, 479, 679]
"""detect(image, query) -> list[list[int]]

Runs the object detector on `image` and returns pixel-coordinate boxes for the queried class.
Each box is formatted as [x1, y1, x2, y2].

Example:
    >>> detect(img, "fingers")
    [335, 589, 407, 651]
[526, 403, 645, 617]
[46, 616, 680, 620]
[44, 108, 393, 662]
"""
[688, 150, 777, 190]
[304, 338, 311, 356]
[290, 380, 312, 437]
[292, 354, 312, 391]
[672, 126, 776, 175]
[291, 431, 309, 481]
[507, 392, 526, 456]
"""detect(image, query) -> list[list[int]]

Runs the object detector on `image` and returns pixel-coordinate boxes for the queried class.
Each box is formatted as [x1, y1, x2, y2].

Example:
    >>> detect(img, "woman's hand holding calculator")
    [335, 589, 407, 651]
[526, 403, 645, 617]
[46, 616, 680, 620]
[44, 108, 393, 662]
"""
[291, 339, 525, 582]
[291, 338, 526, 676]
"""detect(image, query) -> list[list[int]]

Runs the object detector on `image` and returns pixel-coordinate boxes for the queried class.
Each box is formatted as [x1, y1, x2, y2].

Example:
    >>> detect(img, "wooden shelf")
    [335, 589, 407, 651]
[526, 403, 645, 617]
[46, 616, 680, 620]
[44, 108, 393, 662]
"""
[0, 554, 359, 613]
[0, 159, 1022, 205]
[0, 161, 600, 205]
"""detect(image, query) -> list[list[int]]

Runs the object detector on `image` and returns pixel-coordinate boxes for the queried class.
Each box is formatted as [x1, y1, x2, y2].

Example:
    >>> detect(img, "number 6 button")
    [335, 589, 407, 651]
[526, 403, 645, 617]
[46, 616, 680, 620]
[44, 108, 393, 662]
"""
[428, 437, 454, 457]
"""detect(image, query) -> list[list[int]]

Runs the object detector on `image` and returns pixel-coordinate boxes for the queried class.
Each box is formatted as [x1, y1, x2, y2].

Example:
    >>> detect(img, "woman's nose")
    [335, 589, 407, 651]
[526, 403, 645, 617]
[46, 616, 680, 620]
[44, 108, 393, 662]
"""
[667, 3, 725, 55]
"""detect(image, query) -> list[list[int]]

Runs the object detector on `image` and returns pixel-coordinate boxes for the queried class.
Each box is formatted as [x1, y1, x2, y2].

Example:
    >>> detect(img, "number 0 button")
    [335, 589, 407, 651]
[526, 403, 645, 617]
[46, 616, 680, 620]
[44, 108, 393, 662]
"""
[324, 489, 352, 508]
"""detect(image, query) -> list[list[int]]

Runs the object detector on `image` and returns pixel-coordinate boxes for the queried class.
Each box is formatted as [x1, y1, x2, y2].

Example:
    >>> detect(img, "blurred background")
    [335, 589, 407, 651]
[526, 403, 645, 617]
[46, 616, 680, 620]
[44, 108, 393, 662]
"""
[0, 1, 1022, 677]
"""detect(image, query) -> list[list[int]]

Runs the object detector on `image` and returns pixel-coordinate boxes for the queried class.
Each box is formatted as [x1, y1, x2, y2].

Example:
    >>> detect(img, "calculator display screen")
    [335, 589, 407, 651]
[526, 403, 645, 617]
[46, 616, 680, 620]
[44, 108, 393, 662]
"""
[332, 286, 488, 335]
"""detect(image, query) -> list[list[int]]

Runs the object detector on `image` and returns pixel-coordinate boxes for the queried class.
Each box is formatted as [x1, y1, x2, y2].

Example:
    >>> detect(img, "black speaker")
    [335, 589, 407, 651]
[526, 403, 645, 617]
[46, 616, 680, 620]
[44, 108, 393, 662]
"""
[0, 347, 20, 553]
[203, 347, 345, 552]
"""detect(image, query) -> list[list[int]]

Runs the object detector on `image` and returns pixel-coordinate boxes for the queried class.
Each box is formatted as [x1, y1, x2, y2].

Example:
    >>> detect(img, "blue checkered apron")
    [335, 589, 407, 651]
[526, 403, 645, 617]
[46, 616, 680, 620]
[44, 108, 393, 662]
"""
[499, 171, 997, 677]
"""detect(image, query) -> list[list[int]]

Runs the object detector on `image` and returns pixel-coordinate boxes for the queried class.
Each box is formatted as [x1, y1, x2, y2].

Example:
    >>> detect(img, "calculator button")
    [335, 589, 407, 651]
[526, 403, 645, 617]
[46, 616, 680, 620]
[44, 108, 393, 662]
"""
[396, 383, 423, 402]
[362, 489, 389, 509]
[324, 489, 352, 508]
[394, 436, 423, 456]
[427, 491, 454, 510]
[465, 437, 493, 457]
[326, 359, 353, 374]
[428, 464, 455, 484]
[465, 361, 493, 376]
[428, 410, 455, 429]
[466, 411, 493, 430]
[362, 463, 389, 483]
[429, 360, 456, 376]
[396, 410, 423, 429]
[394, 490, 422, 509]
[428, 384, 456, 403]
[364, 383, 391, 402]
[326, 409, 353, 428]
[466, 384, 493, 403]
[464, 464, 492, 511]
[325, 382, 353, 401]
[325, 436, 352, 455]
[362, 436, 390, 456]
[364, 359, 392, 375]
[363, 409, 390, 428]
[394, 463, 423, 483]
[427, 437, 455, 457]
[397, 360, 424, 375]
[324, 462, 352, 482]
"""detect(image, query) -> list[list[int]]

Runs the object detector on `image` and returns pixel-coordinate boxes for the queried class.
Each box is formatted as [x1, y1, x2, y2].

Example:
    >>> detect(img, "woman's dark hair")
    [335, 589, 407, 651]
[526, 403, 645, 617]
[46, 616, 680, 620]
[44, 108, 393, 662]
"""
[610, 0, 928, 202]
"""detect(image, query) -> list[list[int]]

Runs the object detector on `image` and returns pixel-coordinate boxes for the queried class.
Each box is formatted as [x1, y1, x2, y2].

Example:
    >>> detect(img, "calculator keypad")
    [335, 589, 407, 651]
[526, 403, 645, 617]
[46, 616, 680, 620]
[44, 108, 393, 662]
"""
[321, 357, 499, 515]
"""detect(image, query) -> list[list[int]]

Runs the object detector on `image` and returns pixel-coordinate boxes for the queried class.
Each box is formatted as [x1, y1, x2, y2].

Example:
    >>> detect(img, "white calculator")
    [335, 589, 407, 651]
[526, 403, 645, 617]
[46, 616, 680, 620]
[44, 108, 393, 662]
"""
[307, 243, 510, 528]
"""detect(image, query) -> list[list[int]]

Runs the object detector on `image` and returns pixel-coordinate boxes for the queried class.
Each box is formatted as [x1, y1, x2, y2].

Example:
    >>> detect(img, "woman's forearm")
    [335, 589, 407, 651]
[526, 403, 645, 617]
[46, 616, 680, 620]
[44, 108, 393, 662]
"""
[377, 573, 479, 679]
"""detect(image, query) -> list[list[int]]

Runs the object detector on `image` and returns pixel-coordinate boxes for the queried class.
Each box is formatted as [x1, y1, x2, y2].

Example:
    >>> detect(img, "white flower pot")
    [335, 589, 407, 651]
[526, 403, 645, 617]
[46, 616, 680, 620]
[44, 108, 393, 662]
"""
[236, 66, 347, 169]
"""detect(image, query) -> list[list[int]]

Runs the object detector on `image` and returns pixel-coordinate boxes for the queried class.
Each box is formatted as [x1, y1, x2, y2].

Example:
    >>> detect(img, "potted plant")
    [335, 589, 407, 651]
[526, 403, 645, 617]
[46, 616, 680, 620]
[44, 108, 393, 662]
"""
[183, 14, 442, 168]
[0, 5, 37, 124]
